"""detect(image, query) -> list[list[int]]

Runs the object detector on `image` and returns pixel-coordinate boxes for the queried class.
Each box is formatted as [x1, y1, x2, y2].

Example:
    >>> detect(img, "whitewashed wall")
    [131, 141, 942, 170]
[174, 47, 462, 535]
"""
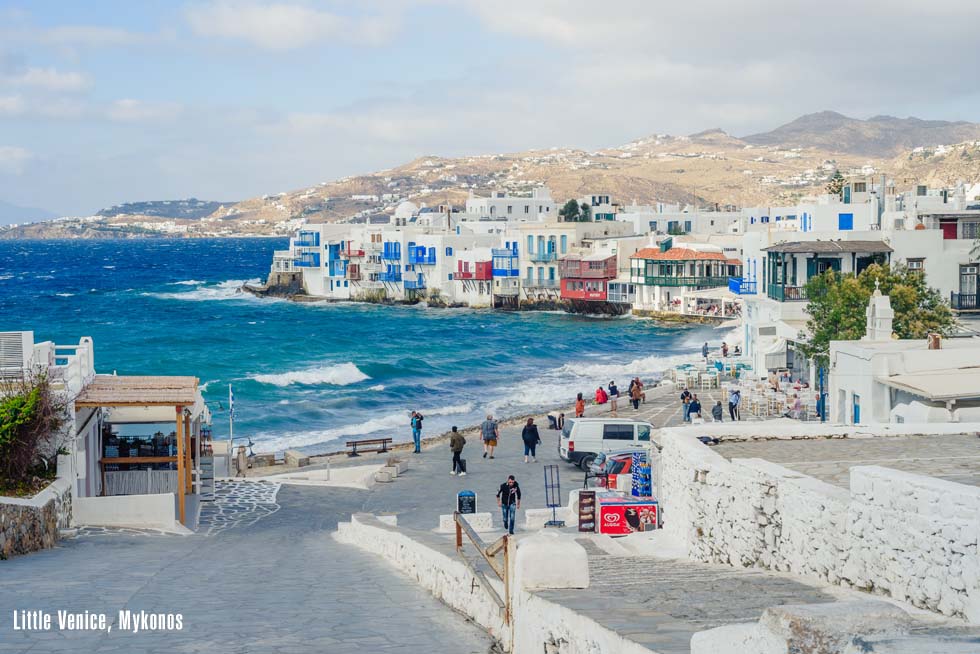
[659, 427, 980, 622]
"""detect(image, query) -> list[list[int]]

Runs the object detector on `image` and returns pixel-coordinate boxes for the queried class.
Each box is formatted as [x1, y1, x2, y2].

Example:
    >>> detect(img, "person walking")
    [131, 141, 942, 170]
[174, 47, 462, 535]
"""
[481, 413, 499, 459]
[496, 475, 521, 535]
[630, 382, 642, 410]
[728, 388, 741, 421]
[722, 342, 729, 358]
[557, 412, 565, 431]
[575, 393, 585, 418]
[521, 418, 541, 463]
[449, 426, 466, 475]
[235, 445, 248, 478]
[689, 394, 702, 419]
[410, 410, 424, 453]
[680, 387, 692, 422]
[633, 377, 646, 403]
[702, 342, 709, 360]
[607, 381, 619, 417]
[712, 400, 724, 422]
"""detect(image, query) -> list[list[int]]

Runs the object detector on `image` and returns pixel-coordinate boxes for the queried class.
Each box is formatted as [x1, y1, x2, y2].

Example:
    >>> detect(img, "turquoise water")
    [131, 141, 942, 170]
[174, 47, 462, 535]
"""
[0, 238, 713, 453]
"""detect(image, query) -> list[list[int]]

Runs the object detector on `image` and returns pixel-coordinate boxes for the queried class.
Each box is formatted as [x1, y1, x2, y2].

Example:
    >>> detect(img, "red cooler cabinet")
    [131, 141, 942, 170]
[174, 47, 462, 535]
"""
[596, 494, 658, 535]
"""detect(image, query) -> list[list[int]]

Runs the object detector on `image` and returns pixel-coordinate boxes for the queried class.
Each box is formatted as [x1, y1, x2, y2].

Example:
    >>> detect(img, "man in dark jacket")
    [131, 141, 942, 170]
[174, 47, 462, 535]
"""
[680, 387, 692, 422]
[522, 418, 541, 464]
[449, 426, 466, 476]
[688, 394, 702, 419]
[497, 475, 521, 535]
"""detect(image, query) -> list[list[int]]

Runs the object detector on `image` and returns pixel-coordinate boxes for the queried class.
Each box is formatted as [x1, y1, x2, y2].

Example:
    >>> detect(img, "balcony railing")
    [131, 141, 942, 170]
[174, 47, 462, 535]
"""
[728, 277, 758, 295]
[378, 272, 402, 283]
[341, 247, 365, 257]
[347, 269, 361, 281]
[640, 275, 729, 287]
[295, 240, 317, 248]
[404, 279, 426, 290]
[768, 284, 808, 301]
[408, 252, 437, 265]
[951, 292, 979, 311]
[529, 252, 557, 263]
[523, 277, 559, 288]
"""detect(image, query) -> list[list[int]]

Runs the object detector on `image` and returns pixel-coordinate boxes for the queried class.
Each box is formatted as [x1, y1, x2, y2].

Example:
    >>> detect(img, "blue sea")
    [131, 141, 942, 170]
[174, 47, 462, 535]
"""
[0, 238, 716, 453]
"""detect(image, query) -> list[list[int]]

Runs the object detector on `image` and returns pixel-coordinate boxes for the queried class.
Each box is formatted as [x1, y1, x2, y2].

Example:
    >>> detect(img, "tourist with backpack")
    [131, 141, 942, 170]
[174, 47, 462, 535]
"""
[449, 426, 466, 475]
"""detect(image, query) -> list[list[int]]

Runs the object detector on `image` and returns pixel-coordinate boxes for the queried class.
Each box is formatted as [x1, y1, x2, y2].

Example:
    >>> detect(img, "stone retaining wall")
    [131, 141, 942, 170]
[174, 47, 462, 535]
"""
[0, 476, 71, 559]
[660, 428, 980, 622]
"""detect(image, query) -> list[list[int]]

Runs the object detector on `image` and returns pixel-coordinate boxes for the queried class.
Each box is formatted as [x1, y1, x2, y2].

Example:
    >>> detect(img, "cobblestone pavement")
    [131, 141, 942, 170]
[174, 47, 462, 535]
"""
[197, 480, 282, 536]
[0, 484, 490, 653]
[713, 433, 980, 488]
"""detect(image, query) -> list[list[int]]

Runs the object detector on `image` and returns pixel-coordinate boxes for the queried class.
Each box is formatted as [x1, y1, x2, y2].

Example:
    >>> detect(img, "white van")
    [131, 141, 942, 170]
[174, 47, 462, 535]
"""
[558, 418, 653, 470]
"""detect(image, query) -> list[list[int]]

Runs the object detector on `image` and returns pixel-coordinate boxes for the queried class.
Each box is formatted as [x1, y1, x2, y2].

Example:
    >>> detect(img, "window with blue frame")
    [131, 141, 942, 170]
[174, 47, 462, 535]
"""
[448, 273, 453, 280]
[527, 235, 534, 254]
[446, 246, 453, 256]
[838, 213, 854, 230]
[560, 235, 567, 253]
[684, 221, 692, 232]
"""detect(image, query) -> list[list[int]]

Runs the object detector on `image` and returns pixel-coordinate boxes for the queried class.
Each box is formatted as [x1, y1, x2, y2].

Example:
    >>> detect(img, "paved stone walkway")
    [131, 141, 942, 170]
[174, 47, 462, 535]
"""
[197, 480, 282, 536]
[713, 433, 980, 488]
[0, 485, 490, 653]
[538, 553, 842, 654]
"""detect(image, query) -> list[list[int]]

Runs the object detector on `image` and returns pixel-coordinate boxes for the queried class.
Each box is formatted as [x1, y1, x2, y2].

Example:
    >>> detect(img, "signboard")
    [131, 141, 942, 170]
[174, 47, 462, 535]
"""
[577, 490, 596, 533]
[597, 498, 658, 535]
[457, 490, 477, 515]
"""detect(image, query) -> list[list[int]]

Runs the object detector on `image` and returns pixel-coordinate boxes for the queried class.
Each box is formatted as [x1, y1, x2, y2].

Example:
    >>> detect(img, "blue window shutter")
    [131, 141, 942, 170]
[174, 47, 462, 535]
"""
[448, 273, 453, 280]
[838, 213, 854, 230]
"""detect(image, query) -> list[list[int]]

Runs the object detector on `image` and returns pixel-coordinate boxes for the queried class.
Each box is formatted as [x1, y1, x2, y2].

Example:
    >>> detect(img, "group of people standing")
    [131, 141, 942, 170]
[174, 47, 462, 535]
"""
[679, 387, 742, 422]
[587, 377, 647, 417]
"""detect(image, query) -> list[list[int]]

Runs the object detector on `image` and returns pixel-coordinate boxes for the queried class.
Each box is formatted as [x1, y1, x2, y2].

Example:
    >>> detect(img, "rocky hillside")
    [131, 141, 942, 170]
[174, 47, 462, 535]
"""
[743, 111, 980, 157]
[3, 111, 979, 239]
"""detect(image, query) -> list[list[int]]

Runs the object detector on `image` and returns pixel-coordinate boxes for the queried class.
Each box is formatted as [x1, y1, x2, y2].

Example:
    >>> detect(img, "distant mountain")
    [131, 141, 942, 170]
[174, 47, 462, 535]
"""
[97, 198, 231, 220]
[0, 200, 57, 226]
[743, 111, 980, 157]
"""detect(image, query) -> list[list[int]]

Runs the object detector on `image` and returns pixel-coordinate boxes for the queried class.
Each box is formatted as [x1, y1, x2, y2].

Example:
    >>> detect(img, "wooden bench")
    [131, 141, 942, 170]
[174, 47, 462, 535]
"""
[346, 437, 393, 457]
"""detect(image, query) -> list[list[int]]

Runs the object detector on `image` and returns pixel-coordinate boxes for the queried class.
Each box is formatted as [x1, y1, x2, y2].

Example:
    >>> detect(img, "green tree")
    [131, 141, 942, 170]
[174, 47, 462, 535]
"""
[667, 224, 687, 236]
[558, 199, 580, 222]
[798, 263, 954, 365]
[580, 204, 592, 221]
[825, 170, 845, 197]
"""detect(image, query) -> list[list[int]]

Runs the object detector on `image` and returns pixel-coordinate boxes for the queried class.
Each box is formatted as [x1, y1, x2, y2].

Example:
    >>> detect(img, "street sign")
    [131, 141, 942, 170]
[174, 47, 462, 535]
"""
[457, 490, 477, 514]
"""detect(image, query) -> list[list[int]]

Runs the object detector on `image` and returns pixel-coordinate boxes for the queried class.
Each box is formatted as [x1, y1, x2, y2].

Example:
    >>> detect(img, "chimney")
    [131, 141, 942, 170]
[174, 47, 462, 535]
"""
[863, 280, 894, 341]
[927, 333, 942, 350]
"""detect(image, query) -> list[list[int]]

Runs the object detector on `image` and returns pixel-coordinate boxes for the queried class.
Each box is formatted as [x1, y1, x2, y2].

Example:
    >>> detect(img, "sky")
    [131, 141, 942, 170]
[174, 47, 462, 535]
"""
[1, 1, 979, 216]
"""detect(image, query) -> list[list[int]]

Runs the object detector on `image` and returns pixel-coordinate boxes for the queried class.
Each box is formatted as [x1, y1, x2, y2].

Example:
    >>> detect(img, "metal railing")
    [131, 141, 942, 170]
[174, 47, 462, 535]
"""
[529, 252, 556, 263]
[728, 277, 757, 295]
[951, 292, 978, 311]
[454, 512, 511, 624]
[523, 277, 559, 288]
[768, 284, 808, 301]
[641, 275, 729, 287]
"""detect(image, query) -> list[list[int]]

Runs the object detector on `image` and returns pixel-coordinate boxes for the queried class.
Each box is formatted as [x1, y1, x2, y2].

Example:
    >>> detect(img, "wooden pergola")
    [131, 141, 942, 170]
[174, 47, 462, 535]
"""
[75, 375, 200, 525]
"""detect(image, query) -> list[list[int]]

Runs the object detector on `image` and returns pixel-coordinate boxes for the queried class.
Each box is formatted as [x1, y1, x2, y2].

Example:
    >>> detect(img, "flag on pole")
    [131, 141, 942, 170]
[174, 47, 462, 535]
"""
[229, 385, 235, 421]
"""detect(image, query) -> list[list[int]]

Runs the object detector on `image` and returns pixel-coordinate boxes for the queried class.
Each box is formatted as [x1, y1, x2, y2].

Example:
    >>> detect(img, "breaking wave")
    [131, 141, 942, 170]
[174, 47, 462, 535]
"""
[143, 278, 259, 301]
[250, 362, 370, 387]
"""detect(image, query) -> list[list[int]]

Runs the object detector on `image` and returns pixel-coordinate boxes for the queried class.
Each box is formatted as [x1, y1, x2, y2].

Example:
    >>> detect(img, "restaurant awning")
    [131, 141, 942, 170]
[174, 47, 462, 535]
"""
[876, 367, 980, 402]
[761, 240, 893, 254]
[75, 375, 200, 407]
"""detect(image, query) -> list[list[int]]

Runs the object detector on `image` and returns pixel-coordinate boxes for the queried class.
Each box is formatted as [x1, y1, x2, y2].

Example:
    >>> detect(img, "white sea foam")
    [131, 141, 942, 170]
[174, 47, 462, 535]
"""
[250, 362, 369, 387]
[55, 292, 75, 297]
[169, 279, 204, 286]
[255, 402, 474, 451]
[143, 278, 260, 302]
[366, 384, 386, 392]
[0, 274, 12, 280]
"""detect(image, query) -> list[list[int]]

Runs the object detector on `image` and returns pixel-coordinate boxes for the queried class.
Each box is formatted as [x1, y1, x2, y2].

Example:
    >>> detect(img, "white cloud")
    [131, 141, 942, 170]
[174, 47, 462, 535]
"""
[0, 95, 25, 116]
[0, 146, 33, 174]
[185, 1, 398, 50]
[107, 99, 184, 123]
[2, 66, 91, 92]
[38, 25, 158, 47]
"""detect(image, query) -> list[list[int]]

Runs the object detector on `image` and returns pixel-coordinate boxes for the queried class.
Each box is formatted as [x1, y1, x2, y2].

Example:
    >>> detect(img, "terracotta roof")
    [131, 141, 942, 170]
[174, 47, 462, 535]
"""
[75, 375, 200, 407]
[725, 258, 743, 266]
[631, 247, 727, 261]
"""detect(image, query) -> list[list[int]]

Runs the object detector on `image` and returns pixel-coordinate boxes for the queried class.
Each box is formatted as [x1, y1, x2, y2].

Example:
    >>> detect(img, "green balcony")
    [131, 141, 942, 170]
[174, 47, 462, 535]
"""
[767, 284, 808, 301]
[639, 275, 729, 287]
